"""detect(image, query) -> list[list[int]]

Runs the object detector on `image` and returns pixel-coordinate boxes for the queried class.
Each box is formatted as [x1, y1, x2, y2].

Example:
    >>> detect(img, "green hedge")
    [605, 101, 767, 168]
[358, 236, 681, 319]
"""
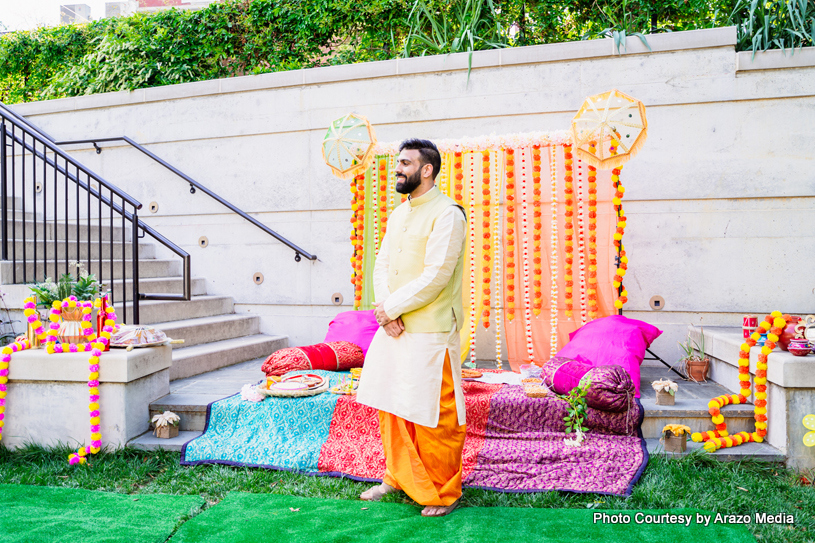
[2, 0, 811, 105]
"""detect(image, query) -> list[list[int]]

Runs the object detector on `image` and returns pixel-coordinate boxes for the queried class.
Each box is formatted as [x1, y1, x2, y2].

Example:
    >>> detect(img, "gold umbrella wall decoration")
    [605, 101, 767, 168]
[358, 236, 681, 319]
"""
[571, 89, 647, 170]
[322, 113, 377, 179]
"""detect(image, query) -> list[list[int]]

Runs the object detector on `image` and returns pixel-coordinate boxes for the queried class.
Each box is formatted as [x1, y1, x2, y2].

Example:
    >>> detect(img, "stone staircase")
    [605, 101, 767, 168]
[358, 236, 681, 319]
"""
[0, 195, 288, 388]
[130, 360, 785, 463]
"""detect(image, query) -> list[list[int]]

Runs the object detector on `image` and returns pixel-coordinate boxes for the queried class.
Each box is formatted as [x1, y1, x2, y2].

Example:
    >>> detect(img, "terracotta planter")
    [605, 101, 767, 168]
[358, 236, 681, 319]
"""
[58, 307, 89, 345]
[155, 425, 179, 439]
[686, 358, 709, 383]
[655, 389, 676, 406]
[663, 432, 687, 453]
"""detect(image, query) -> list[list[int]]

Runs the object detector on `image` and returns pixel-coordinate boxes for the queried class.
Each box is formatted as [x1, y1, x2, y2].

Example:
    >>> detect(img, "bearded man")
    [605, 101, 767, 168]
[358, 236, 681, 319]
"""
[356, 138, 467, 517]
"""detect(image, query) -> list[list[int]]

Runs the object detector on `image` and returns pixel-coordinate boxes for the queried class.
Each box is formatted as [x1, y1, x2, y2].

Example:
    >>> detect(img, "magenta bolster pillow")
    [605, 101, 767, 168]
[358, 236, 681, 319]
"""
[554, 315, 663, 398]
[540, 358, 635, 412]
[323, 309, 379, 357]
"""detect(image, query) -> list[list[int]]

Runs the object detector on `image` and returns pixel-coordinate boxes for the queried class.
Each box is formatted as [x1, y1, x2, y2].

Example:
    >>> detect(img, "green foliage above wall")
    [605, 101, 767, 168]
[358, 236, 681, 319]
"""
[1, 0, 811, 105]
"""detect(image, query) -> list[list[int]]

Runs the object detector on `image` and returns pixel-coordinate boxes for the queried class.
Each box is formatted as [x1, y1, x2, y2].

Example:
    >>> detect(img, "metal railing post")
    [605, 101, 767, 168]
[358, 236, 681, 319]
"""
[131, 208, 140, 324]
[1, 122, 7, 261]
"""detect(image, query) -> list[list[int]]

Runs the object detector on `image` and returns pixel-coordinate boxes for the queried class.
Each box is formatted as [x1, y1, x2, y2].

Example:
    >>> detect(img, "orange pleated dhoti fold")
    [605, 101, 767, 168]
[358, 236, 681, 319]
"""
[377, 350, 466, 507]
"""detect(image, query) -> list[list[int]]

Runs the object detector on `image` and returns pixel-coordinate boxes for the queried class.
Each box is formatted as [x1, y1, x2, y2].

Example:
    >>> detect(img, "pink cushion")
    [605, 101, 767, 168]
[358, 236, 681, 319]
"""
[555, 316, 663, 398]
[541, 357, 593, 395]
[323, 310, 379, 357]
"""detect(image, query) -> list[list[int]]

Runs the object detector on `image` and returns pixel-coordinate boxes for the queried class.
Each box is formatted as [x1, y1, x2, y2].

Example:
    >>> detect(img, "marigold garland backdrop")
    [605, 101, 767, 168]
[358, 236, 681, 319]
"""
[340, 93, 645, 371]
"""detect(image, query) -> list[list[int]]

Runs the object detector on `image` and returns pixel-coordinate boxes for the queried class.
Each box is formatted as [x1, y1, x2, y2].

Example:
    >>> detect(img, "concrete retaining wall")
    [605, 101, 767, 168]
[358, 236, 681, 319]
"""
[10, 27, 815, 364]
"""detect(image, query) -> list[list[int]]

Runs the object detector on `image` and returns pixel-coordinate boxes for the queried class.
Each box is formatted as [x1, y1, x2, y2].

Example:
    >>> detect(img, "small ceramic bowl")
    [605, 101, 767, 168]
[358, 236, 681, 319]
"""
[788, 340, 811, 356]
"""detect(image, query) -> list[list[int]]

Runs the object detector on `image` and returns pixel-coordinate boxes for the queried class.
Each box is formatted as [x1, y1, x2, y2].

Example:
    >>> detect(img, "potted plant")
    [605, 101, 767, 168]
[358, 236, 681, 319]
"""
[562, 375, 592, 448]
[661, 424, 691, 453]
[651, 379, 678, 406]
[151, 411, 180, 439]
[677, 329, 709, 382]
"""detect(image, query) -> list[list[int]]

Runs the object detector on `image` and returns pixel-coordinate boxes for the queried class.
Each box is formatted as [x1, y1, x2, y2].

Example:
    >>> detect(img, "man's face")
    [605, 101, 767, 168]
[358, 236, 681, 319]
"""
[395, 149, 425, 194]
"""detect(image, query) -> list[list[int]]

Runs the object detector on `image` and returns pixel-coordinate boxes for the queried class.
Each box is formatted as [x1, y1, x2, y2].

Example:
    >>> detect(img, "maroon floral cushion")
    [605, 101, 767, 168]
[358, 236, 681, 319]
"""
[583, 364, 635, 413]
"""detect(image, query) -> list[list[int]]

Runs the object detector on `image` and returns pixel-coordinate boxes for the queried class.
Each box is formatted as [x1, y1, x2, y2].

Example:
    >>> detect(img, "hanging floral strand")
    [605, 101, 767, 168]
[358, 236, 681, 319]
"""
[504, 149, 516, 322]
[439, 152, 450, 196]
[493, 150, 503, 370]
[0, 331, 33, 443]
[548, 144, 559, 356]
[610, 138, 629, 309]
[388, 156, 397, 214]
[586, 142, 599, 320]
[563, 145, 574, 318]
[378, 158, 388, 248]
[468, 153, 477, 365]
[481, 151, 492, 328]
[351, 174, 365, 309]
[576, 155, 588, 325]
[520, 149, 534, 361]
[453, 152, 464, 206]
[532, 146, 543, 317]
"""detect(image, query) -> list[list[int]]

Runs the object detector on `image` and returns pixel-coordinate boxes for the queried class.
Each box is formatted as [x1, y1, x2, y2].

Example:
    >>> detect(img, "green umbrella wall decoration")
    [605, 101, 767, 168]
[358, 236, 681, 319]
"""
[322, 113, 377, 179]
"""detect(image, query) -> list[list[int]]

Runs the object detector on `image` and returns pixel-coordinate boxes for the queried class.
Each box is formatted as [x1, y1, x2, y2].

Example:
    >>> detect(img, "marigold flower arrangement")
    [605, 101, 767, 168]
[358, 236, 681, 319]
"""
[586, 142, 599, 320]
[504, 149, 516, 321]
[562, 145, 574, 318]
[481, 150, 492, 328]
[350, 174, 365, 308]
[691, 312, 787, 452]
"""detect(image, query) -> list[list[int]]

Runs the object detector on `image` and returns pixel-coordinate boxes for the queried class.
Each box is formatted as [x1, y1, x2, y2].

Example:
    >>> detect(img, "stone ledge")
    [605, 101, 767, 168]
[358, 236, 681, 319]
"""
[8, 345, 172, 383]
[737, 47, 815, 71]
[12, 27, 737, 116]
[690, 327, 815, 388]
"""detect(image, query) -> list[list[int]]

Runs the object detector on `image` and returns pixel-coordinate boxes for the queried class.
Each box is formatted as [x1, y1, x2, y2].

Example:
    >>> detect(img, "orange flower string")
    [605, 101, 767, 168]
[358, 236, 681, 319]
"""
[504, 149, 516, 322]
[453, 152, 464, 206]
[586, 142, 599, 320]
[493, 151, 503, 370]
[692, 313, 788, 452]
[563, 145, 574, 318]
[532, 145, 543, 318]
[481, 151, 492, 328]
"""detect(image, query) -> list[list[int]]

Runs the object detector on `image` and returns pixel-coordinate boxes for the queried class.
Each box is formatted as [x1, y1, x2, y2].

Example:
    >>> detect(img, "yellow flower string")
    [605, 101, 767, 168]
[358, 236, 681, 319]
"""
[453, 152, 464, 206]
[439, 152, 450, 196]
[505, 149, 516, 322]
[548, 144, 559, 356]
[563, 144, 574, 318]
[493, 150, 503, 370]
[610, 139, 628, 309]
[388, 155, 397, 214]
[481, 151, 492, 328]
[586, 142, 599, 320]
[351, 174, 365, 309]
[692, 313, 786, 452]
[0, 335, 33, 444]
[520, 149, 534, 361]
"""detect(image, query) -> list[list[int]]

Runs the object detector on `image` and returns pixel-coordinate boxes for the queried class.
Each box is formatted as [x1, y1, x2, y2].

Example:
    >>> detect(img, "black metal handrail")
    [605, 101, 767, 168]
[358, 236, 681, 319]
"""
[0, 102, 192, 324]
[56, 136, 318, 262]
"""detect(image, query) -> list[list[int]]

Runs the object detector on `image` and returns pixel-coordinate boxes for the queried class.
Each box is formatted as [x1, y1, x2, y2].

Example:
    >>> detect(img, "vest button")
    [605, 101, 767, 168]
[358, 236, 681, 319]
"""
[397, 248, 402, 253]
[402, 227, 407, 232]
[394, 270, 399, 275]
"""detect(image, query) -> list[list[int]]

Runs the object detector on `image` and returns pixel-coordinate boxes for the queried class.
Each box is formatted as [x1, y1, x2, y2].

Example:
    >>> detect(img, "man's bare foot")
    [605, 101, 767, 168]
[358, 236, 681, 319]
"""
[360, 483, 397, 501]
[421, 497, 461, 517]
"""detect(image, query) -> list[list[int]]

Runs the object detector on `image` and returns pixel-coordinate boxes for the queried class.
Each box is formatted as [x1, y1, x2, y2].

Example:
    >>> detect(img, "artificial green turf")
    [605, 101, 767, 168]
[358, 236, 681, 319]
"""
[0, 484, 205, 543]
[169, 493, 755, 543]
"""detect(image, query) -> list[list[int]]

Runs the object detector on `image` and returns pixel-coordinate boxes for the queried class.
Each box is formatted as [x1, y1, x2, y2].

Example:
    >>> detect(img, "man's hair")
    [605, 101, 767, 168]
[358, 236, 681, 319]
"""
[399, 138, 441, 180]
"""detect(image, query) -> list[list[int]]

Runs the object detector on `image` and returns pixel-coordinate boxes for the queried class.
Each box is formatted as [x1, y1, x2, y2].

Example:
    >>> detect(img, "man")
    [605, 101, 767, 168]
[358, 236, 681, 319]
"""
[356, 138, 467, 518]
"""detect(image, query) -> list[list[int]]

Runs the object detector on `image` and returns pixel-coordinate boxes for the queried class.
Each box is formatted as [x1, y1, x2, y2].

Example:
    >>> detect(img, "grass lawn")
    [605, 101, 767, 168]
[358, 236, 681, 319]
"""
[1, 445, 813, 542]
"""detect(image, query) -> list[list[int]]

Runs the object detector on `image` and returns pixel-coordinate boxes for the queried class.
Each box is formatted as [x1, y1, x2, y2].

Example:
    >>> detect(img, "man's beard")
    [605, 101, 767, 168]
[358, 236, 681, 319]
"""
[395, 169, 422, 194]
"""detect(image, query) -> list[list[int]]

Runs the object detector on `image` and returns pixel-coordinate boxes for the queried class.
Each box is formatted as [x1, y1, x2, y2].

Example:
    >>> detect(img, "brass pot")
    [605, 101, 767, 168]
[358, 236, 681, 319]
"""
[58, 307, 89, 345]
[25, 310, 44, 349]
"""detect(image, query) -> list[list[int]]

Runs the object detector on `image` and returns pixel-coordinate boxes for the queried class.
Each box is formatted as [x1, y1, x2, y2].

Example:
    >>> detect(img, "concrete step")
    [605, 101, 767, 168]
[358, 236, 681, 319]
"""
[0, 219, 130, 242]
[109, 276, 206, 301]
[645, 438, 785, 462]
[0, 258, 182, 284]
[639, 366, 756, 439]
[128, 430, 201, 451]
[6, 238, 154, 260]
[151, 314, 261, 350]
[151, 357, 269, 431]
[113, 295, 235, 325]
[170, 334, 286, 381]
